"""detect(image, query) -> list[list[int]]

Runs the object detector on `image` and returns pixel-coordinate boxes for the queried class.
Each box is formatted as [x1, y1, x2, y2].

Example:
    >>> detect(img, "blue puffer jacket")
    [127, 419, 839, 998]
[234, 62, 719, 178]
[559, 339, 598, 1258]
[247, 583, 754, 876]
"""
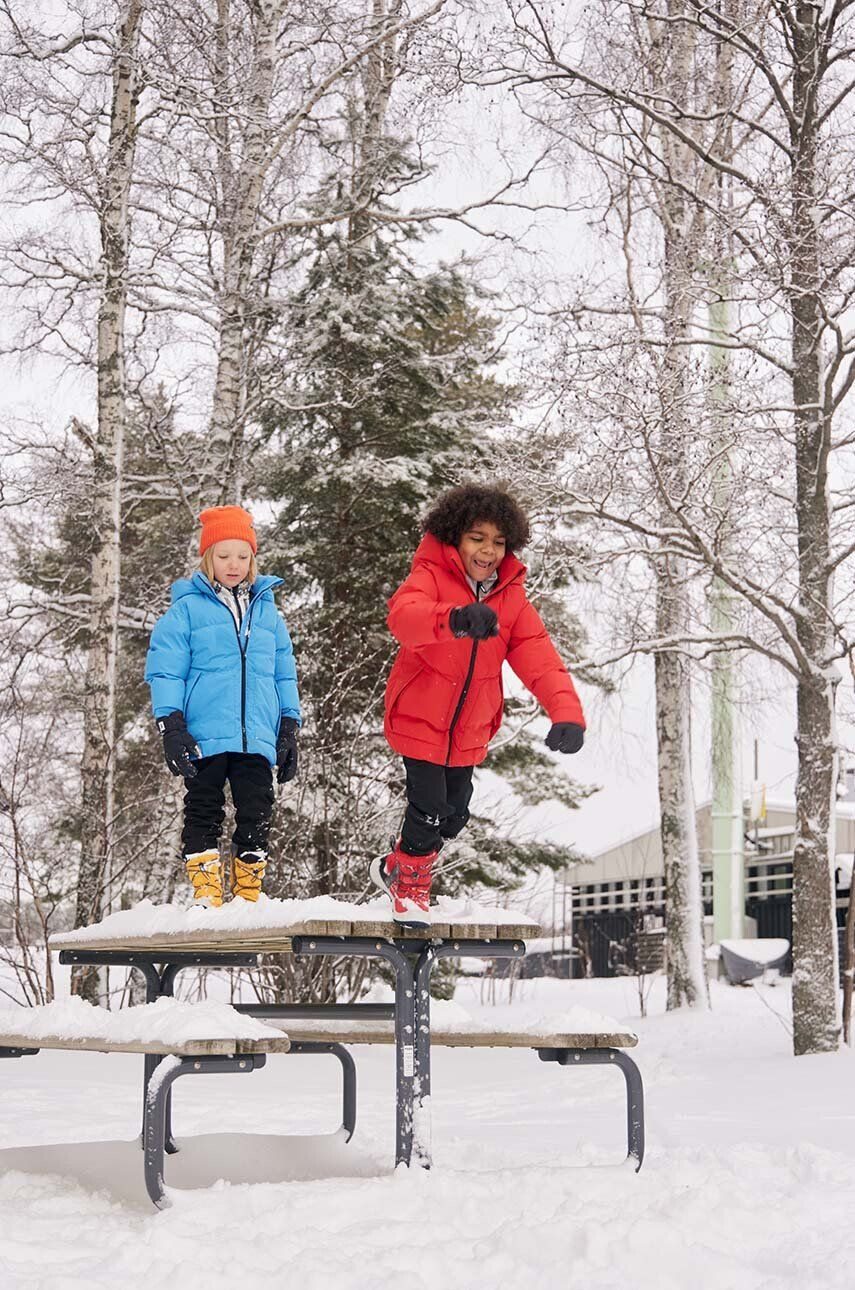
[145, 572, 301, 767]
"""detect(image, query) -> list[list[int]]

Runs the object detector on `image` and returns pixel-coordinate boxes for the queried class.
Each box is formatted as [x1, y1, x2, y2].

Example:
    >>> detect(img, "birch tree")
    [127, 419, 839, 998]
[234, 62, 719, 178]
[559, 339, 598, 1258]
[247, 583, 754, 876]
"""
[136, 0, 451, 503]
[1, 3, 147, 996]
[492, 0, 855, 1052]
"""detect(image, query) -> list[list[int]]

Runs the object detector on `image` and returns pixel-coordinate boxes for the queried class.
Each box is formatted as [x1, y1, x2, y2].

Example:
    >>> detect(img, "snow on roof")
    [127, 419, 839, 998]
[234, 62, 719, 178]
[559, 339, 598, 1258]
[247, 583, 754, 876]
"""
[583, 795, 855, 863]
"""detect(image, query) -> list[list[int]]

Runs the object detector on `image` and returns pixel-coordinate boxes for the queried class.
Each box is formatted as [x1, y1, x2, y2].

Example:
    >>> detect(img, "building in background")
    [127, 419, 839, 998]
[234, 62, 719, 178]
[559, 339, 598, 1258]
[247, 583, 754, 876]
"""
[556, 782, 855, 979]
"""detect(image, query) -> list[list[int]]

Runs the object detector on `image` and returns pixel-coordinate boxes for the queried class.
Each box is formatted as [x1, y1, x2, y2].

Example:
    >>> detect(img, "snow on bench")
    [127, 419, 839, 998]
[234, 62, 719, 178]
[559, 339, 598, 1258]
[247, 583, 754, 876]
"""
[48, 895, 540, 952]
[0, 996, 292, 1057]
[257, 1000, 638, 1050]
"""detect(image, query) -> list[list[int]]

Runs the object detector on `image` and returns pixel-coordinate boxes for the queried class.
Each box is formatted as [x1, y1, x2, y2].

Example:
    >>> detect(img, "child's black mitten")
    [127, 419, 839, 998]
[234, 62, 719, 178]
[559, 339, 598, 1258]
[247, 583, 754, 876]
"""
[276, 717, 299, 784]
[545, 722, 585, 754]
[450, 603, 499, 640]
[157, 711, 202, 778]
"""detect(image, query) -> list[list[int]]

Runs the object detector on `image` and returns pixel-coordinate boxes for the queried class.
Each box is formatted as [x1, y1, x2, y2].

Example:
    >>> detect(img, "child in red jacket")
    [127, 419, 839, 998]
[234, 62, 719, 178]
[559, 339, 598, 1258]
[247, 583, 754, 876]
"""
[371, 482, 586, 927]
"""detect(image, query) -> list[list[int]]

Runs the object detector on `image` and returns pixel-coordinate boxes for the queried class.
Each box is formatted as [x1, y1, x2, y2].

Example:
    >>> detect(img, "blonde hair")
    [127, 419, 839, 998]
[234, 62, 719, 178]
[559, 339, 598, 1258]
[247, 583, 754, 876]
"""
[200, 546, 258, 585]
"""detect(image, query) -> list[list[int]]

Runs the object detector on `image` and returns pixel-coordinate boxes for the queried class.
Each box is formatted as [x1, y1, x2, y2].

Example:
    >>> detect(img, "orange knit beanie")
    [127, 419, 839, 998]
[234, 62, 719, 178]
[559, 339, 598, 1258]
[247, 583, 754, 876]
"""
[198, 505, 257, 555]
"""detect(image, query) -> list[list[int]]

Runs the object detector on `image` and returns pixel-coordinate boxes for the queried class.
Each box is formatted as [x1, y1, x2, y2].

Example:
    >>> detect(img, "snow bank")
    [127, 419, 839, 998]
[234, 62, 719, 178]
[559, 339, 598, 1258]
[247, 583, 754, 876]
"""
[0, 996, 285, 1046]
[49, 894, 538, 946]
[1, 978, 854, 1289]
[432, 999, 634, 1037]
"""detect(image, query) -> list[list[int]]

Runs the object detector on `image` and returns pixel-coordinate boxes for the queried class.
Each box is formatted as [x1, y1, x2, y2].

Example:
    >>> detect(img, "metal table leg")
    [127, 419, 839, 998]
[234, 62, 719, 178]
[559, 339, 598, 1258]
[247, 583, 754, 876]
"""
[292, 935, 419, 1167]
[143, 1053, 267, 1208]
[412, 939, 526, 1169]
[413, 945, 438, 1168]
[538, 1046, 645, 1170]
[58, 949, 257, 1158]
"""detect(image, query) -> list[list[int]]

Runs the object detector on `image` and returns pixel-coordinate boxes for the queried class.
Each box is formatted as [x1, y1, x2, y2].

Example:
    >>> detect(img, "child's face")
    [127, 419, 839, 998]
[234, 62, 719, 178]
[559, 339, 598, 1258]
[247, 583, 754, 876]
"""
[457, 520, 507, 582]
[211, 540, 253, 587]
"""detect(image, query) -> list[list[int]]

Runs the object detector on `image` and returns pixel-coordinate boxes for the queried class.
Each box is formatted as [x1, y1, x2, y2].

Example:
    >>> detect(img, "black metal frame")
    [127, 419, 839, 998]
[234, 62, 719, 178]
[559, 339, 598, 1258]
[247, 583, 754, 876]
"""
[538, 1047, 645, 1169]
[290, 934, 527, 1168]
[143, 1052, 267, 1207]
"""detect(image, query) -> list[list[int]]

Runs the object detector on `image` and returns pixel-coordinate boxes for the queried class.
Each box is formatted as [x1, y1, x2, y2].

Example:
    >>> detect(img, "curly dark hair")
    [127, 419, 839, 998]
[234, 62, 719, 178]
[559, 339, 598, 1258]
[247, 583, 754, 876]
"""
[422, 482, 531, 551]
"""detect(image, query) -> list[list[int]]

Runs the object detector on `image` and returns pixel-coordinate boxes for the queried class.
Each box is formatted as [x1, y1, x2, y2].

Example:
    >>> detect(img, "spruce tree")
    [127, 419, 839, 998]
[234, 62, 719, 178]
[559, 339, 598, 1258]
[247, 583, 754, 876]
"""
[252, 139, 594, 962]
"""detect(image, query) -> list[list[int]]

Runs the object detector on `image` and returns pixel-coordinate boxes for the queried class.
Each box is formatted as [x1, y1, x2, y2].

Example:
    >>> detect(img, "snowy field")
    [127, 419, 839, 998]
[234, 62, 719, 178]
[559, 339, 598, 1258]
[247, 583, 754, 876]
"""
[1, 974, 853, 1290]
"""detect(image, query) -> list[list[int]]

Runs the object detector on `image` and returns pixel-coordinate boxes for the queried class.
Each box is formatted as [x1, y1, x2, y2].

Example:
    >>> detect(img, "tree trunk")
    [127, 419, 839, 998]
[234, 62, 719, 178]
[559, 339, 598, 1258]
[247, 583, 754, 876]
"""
[652, 6, 708, 1010]
[73, 1, 144, 1000]
[843, 867, 855, 1045]
[789, 4, 839, 1055]
[655, 574, 709, 1009]
[208, 0, 280, 501]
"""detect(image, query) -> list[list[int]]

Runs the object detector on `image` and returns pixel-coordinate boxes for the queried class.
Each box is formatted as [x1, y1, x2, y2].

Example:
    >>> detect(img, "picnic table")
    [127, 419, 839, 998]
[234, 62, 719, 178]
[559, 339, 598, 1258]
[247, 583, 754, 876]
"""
[0, 896, 646, 1205]
[48, 898, 537, 1169]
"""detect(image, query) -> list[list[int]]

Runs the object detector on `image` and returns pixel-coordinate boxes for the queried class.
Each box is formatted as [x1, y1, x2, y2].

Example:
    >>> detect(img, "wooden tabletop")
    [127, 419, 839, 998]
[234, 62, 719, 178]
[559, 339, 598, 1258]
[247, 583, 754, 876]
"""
[49, 915, 538, 955]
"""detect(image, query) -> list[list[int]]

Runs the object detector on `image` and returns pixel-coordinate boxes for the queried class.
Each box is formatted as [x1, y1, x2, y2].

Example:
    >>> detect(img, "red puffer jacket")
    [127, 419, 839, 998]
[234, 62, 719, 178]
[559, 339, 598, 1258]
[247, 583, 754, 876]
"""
[384, 534, 586, 767]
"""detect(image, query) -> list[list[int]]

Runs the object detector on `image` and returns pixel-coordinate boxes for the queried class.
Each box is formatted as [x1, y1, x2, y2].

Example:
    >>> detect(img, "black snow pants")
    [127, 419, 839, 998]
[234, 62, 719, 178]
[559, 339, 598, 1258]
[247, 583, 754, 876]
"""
[182, 752, 275, 858]
[400, 757, 475, 857]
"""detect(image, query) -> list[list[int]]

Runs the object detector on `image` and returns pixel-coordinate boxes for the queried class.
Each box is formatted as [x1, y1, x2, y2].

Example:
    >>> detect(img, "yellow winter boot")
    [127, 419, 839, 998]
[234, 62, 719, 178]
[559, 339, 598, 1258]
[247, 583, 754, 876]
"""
[231, 852, 267, 902]
[184, 849, 224, 907]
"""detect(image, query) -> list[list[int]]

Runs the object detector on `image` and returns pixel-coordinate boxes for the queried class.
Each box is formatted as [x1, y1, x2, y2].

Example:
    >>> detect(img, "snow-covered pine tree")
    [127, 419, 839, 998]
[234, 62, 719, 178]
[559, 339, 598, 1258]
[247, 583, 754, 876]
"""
[6, 392, 210, 941]
[255, 139, 507, 887]
[250, 134, 591, 998]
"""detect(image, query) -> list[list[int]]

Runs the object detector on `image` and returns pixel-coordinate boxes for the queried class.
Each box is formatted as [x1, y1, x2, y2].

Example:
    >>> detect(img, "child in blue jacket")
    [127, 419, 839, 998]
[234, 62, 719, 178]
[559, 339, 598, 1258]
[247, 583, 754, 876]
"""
[145, 506, 301, 905]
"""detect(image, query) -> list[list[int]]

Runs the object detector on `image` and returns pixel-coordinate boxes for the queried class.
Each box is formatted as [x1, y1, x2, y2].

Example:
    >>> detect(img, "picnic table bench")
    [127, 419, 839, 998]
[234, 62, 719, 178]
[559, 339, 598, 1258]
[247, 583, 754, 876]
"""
[0, 899, 646, 1207]
[0, 998, 291, 1207]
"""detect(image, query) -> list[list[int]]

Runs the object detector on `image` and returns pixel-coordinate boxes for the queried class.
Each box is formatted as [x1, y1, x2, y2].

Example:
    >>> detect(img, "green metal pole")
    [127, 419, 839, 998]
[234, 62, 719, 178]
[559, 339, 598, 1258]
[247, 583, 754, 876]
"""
[709, 282, 744, 943]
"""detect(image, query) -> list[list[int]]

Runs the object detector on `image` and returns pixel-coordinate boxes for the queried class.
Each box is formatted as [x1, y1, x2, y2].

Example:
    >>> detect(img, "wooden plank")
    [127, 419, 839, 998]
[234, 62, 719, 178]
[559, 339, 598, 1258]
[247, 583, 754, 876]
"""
[448, 923, 497, 941]
[0, 1033, 292, 1056]
[49, 927, 313, 952]
[282, 1022, 637, 1049]
[493, 925, 538, 941]
[431, 1030, 637, 1049]
[351, 921, 452, 939]
[49, 936, 295, 956]
[49, 919, 540, 954]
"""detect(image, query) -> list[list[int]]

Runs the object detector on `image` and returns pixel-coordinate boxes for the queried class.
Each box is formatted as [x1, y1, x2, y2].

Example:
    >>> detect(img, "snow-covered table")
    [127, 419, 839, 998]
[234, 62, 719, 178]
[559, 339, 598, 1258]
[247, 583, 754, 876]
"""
[47, 897, 644, 1176]
[49, 896, 537, 1170]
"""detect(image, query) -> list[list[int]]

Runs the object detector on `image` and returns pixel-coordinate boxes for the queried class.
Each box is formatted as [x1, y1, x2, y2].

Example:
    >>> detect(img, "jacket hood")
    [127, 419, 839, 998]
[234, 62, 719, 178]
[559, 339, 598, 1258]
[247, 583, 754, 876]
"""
[170, 571, 283, 605]
[412, 532, 526, 594]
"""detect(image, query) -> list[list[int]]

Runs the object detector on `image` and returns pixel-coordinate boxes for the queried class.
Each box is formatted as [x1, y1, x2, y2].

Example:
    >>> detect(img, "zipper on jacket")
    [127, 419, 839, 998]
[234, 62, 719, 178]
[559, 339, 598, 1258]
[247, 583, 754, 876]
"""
[444, 577, 495, 765]
[446, 639, 479, 766]
[216, 590, 259, 754]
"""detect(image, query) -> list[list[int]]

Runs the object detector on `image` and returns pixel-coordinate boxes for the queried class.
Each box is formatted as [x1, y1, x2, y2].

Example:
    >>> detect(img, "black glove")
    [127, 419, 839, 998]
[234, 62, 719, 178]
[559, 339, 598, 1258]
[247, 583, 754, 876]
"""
[157, 710, 202, 778]
[276, 717, 299, 784]
[545, 722, 585, 754]
[450, 603, 499, 640]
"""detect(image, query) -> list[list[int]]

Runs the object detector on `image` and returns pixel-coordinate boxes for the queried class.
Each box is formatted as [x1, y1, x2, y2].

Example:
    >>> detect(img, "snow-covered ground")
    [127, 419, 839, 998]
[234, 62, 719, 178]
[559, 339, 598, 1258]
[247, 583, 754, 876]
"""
[0, 974, 853, 1290]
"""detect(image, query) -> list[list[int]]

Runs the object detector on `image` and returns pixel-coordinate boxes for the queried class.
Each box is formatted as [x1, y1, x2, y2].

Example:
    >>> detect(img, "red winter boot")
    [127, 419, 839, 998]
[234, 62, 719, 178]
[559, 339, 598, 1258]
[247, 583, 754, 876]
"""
[370, 840, 437, 929]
